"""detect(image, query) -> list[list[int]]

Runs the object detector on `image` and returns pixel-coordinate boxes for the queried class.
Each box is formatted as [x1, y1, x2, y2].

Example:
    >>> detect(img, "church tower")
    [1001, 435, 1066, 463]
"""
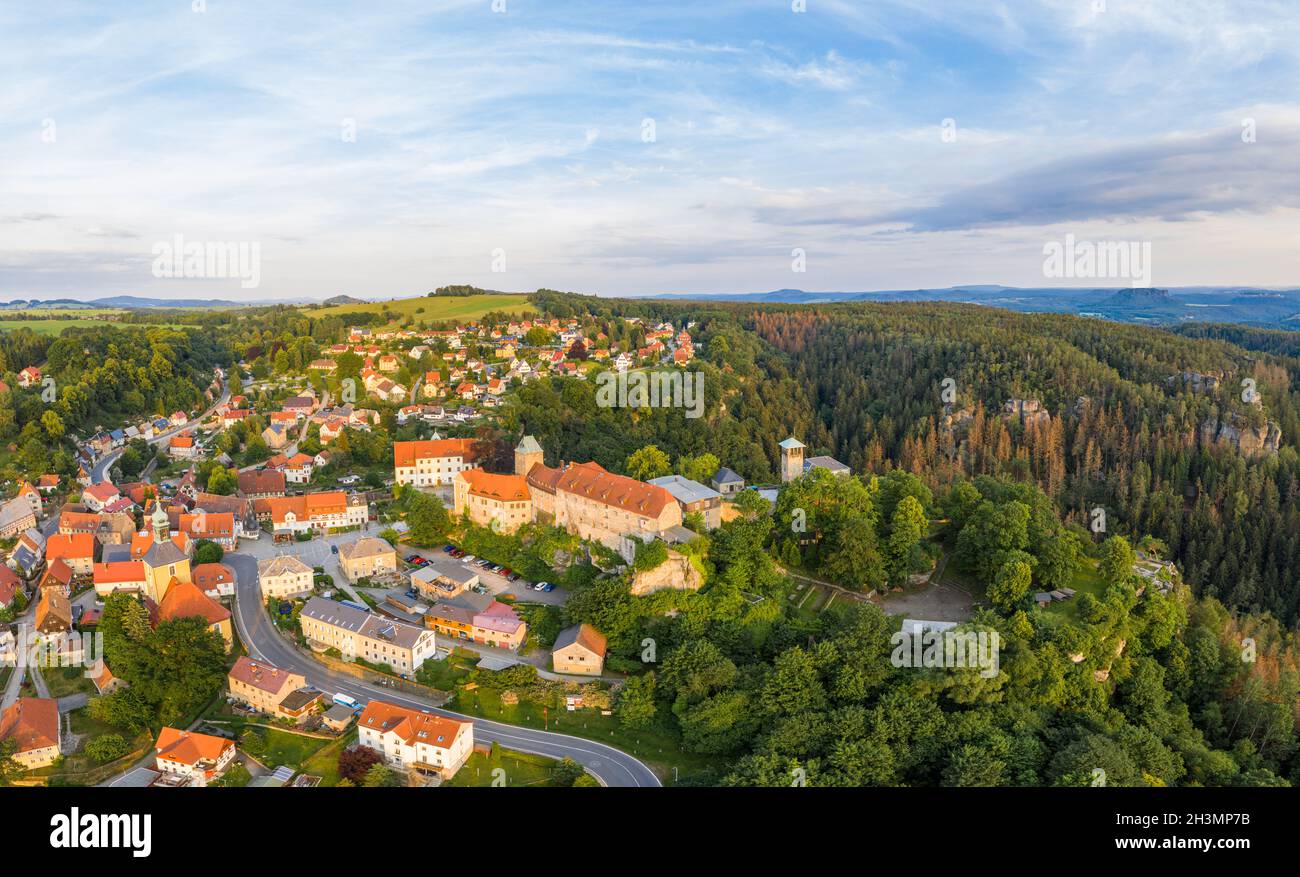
[152, 502, 170, 543]
[515, 435, 544, 477]
[779, 437, 805, 483]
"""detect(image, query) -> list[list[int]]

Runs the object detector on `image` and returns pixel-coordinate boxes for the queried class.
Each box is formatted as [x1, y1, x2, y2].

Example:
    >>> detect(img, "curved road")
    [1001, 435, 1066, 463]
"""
[90, 373, 231, 484]
[224, 553, 662, 788]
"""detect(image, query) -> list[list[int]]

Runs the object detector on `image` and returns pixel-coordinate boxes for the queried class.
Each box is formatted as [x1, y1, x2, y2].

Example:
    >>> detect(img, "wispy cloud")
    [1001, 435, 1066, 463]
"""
[2, 1, 1299, 299]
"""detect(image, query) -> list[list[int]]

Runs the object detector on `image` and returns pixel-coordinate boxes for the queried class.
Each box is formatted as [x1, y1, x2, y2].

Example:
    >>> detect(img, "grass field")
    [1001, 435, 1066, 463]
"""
[1044, 558, 1107, 621]
[0, 307, 191, 335]
[0, 317, 118, 334]
[448, 747, 560, 787]
[302, 293, 536, 325]
[451, 685, 713, 782]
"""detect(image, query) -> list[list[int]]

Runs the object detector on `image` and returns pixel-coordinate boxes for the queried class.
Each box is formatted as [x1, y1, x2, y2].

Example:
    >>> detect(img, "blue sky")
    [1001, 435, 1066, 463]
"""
[2, 0, 1299, 301]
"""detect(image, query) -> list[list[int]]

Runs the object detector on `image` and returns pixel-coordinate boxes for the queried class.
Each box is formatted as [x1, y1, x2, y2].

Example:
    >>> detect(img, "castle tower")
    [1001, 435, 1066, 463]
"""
[779, 437, 805, 483]
[515, 435, 544, 477]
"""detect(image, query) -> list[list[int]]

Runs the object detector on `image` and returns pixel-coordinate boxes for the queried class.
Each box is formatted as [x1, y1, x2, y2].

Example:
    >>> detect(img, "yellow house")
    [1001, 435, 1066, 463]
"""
[337, 537, 397, 583]
[0, 697, 61, 770]
[453, 469, 532, 533]
[227, 656, 317, 719]
[258, 554, 315, 600]
[552, 623, 607, 676]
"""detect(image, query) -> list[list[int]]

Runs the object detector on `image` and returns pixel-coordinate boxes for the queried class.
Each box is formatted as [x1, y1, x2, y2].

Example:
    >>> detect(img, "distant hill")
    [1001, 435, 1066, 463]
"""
[321, 295, 368, 306]
[636, 286, 1300, 328]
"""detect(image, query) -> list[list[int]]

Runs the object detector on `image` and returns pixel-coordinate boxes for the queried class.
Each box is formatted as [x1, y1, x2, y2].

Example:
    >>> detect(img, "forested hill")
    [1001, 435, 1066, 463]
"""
[518, 292, 1300, 625]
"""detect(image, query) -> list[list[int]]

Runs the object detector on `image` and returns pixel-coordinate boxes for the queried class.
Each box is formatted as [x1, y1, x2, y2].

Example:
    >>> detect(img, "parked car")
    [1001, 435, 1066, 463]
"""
[460, 554, 476, 564]
[330, 545, 338, 554]
[539, 582, 556, 592]
[534, 581, 550, 591]
[489, 564, 503, 573]
[507, 573, 521, 582]
[404, 554, 426, 565]
[500, 567, 513, 577]
[442, 544, 456, 553]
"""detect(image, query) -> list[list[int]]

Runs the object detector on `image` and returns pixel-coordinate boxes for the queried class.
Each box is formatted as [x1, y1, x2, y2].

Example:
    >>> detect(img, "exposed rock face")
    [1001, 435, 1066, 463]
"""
[1200, 418, 1281, 458]
[940, 405, 975, 434]
[1167, 370, 1222, 394]
[629, 549, 704, 596]
[1003, 398, 1050, 428]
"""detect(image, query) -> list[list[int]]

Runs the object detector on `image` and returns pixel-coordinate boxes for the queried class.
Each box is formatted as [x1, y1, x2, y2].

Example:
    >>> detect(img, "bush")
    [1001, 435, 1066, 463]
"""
[339, 745, 384, 782]
[84, 734, 130, 763]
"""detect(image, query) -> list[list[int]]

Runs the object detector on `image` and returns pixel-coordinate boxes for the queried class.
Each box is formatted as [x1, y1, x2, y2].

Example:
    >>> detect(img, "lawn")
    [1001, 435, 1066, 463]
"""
[198, 703, 333, 769]
[414, 652, 478, 690]
[1044, 558, 1106, 622]
[300, 730, 355, 786]
[447, 747, 559, 787]
[41, 665, 98, 699]
[302, 293, 535, 326]
[451, 686, 713, 783]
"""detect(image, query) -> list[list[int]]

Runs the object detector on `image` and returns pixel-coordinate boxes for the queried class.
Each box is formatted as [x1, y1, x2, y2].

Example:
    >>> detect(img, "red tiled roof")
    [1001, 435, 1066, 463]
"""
[527, 461, 672, 517]
[458, 468, 530, 503]
[0, 698, 59, 754]
[156, 580, 230, 627]
[393, 439, 477, 468]
[358, 700, 470, 750]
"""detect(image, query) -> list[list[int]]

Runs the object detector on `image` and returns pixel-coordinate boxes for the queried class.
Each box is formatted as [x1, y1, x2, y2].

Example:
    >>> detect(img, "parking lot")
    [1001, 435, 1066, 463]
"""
[238, 527, 390, 585]
[404, 546, 568, 606]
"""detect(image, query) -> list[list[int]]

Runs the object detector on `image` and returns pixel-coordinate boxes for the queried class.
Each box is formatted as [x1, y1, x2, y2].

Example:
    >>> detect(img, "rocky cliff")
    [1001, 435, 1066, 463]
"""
[629, 549, 704, 596]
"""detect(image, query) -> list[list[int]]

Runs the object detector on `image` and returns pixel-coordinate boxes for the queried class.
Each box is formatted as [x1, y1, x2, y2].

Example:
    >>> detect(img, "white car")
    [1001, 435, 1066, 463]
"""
[534, 581, 550, 591]
[460, 555, 476, 565]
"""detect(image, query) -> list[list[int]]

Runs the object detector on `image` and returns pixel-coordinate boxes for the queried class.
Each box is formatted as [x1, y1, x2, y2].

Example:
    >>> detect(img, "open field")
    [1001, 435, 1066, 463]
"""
[301, 293, 536, 325]
[0, 308, 193, 335]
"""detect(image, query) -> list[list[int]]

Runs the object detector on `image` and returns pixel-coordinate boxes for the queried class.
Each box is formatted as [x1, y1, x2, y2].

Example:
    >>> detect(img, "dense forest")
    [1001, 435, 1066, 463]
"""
[517, 292, 1300, 628]
[0, 324, 231, 480]
[496, 292, 1300, 785]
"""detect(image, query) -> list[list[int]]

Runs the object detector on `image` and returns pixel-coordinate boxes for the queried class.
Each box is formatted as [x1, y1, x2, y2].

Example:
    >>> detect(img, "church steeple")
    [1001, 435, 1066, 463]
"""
[152, 503, 170, 544]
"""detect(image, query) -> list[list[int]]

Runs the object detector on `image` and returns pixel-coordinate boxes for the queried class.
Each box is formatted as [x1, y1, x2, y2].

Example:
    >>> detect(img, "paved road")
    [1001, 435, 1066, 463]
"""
[224, 552, 661, 788]
[90, 374, 230, 484]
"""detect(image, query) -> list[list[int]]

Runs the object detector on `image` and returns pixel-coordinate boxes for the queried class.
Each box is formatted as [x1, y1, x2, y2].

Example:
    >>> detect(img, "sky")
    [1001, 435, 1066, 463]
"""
[2, 0, 1299, 302]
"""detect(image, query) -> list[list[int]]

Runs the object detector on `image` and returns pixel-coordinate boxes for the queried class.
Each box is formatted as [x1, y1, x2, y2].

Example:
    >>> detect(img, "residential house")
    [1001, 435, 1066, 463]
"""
[392, 438, 478, 487]
[264, 491, 367, 536]
[0, 698, 61, 770]
[0, 565, 22, 611]
[45, 533, 96, 577]
[169, 434, 196, 459]
[227, 656, 317, 720]
[257, 555, 314, 601]
[15, 482, 42, 518]
[238, 468, 286, 499]
[39, 559, 74, 598]
[35, 588, 73, 634]
[0, 496, 37, 539]
[191, 562, 237, 599]
[337, 537, 398, 583]
[423, 592, 527, 651]
[299, 597, 437, 674]
[93, 561, 149, 597]
[9, 528, 46, 577]
[153, 727, 236, 787]
[552, 623, 607, 676]
[648, 475, 723, 530]
[711, 467, 745, 495]
[357, 699, 473, 780]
